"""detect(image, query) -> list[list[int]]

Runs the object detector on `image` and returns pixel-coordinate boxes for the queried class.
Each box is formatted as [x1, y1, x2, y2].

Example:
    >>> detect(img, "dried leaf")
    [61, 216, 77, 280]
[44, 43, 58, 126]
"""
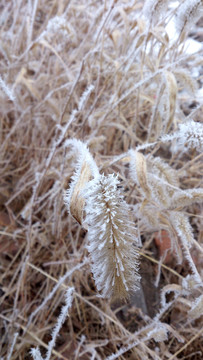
[0, 211, 11, 226]
[154, 230, 172, 264]
[69, 160, 92, 225]
[65, 139, 100, 225]
[164, 71, 177, 132]
[189, 294, 203, 320]
[129, 150, 151, 197]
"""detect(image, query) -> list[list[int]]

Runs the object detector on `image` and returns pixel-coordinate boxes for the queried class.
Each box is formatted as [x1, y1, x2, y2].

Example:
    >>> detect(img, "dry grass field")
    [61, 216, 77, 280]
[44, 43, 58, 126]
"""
[0, 0, 203, 359]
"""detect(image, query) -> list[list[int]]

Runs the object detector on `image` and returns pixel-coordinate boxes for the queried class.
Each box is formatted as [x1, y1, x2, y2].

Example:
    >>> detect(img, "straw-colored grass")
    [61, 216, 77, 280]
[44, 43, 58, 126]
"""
[0, 0, 203, 359]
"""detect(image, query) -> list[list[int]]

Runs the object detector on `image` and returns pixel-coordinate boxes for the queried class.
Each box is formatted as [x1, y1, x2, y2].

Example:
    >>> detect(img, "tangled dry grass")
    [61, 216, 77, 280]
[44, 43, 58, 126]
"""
[0, 0, 203, 359]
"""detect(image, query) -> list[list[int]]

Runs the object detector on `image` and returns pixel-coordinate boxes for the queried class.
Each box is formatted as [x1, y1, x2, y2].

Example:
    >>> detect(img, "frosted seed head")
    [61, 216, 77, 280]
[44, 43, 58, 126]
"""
[175, 0, 203, 35]
[83, 173, 140, 300]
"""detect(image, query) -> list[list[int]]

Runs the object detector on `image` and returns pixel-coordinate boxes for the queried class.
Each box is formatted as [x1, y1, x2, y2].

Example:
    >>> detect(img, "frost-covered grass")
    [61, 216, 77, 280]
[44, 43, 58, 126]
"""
[0, 0, 203, 359]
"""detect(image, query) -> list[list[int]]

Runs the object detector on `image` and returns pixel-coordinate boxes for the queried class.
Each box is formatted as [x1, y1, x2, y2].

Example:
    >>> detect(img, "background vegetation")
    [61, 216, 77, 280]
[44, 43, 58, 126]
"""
[0, 0, 202, 359]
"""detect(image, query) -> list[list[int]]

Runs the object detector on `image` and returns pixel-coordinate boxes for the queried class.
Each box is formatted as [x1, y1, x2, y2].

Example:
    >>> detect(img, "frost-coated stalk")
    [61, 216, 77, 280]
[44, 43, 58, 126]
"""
[7, 332, 18, 360]
[26, 259, 87, 332]
[84, 174, 140, 299]
[30, 287, 74, 360]
[0, 75, 15, 101]
[45, 287, 74, 360]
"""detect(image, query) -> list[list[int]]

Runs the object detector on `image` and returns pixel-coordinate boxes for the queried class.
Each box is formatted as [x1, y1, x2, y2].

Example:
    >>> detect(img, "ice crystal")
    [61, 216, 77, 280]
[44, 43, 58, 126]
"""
[161, 120, 203, 152]
[176, 120, 203, 151]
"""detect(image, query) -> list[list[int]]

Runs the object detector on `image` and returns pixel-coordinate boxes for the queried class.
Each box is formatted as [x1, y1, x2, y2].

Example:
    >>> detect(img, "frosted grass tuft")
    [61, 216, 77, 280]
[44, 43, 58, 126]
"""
[83, 173, 140, 299]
